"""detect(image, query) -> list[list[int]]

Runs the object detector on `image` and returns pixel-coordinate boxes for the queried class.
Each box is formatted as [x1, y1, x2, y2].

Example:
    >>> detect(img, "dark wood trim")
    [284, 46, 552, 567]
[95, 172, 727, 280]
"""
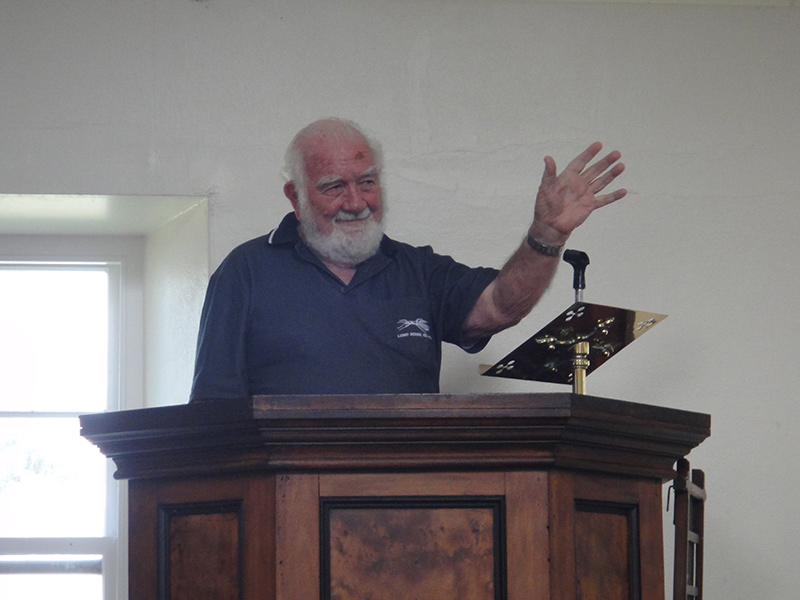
[80, 393, 709, 482]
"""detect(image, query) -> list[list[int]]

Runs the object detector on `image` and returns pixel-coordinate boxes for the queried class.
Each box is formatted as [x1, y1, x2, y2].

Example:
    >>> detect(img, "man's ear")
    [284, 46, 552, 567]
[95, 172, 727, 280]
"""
[284, 182, 301, 217]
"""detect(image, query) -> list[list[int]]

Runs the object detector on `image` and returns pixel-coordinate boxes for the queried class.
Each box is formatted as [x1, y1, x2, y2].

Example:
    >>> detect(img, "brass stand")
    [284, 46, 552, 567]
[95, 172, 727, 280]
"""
[483, 251, 667, 395]
[571, 341, 590, 394]
[482, 302, 667, 394]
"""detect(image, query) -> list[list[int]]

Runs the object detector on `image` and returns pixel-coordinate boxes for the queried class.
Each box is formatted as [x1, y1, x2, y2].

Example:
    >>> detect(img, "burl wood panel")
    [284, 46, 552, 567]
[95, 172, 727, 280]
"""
[161, 505, 242, 600]
[325, 504, 500, 600]
[574, 503, 638, 600]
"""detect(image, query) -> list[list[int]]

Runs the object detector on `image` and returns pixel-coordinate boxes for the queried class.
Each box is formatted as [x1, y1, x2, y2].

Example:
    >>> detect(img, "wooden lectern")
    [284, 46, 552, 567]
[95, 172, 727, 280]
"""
[80, 393, 709, 600]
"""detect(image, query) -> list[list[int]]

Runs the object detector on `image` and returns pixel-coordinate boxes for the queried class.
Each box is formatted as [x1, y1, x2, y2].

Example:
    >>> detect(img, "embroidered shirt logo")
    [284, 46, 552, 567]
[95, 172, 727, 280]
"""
[397, 318, 432, 340]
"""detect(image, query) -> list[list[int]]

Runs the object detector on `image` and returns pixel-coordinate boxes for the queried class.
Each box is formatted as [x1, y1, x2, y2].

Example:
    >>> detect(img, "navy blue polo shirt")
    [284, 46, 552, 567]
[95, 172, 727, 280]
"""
[190, 213, 499, 399]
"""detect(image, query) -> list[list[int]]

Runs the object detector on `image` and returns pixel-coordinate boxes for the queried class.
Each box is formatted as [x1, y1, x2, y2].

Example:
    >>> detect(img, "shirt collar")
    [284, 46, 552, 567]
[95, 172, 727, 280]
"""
[266, 212, 303, 245]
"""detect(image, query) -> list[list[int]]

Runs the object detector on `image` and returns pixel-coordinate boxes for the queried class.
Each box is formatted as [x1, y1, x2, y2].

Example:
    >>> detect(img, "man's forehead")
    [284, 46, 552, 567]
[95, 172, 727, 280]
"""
[304, 136, 378, 177]
[306, 136, 372, 163]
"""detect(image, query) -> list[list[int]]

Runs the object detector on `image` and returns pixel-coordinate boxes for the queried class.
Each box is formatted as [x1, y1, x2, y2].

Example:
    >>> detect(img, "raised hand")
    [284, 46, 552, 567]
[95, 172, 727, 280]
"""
[530, 142, 627, 245]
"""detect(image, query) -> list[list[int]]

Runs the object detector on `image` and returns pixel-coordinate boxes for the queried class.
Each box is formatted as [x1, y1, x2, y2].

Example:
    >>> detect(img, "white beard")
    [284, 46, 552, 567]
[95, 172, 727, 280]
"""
[297, 203, 385, 268]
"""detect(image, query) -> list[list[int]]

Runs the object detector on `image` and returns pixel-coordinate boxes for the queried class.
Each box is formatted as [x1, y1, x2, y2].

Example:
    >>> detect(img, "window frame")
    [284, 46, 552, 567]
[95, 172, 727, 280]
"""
[0, 235, 145, 600]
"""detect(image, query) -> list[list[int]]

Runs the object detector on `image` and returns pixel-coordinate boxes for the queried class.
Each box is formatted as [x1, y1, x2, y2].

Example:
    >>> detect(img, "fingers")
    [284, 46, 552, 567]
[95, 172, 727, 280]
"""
[595, 187, 628, 208]
[540, 143, 626, 211]
[588, 161, 625, 194]
[565, 142, 623, 184]
[583, 151, 623, 186]
[564, 141, 603, 173]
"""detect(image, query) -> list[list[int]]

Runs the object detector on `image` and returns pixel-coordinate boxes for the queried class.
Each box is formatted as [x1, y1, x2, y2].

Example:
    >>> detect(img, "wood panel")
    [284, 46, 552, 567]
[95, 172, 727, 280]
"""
[129, 475, 276, 600]
[505, 471, 550, 600]
[321, 473, 510, 599]
[319, 472, 506, 497]
[276, 474, 320, 600]
[549, 472, 665, 600]
[573, 501, 638, 600]
[129, 478, 159, 600]
[278, 473, 514, 600]
[159, 501, 242, 600]
[549, 471, 578, 600]
[322, 499, 502, 600]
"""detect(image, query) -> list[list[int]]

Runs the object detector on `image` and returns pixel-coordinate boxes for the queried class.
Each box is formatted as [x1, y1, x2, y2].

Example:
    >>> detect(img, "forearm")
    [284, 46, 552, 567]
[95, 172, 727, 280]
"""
[463, 233, 561, 339]
[461, 141, 626, 342]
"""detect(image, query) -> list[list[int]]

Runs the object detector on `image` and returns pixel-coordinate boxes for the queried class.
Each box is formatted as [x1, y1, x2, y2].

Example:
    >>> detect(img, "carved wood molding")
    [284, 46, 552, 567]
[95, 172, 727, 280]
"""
[80, 393, 710, 481]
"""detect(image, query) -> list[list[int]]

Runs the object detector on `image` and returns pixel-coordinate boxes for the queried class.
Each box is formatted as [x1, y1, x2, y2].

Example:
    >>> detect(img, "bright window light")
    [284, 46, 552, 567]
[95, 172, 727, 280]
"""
[0, 267, 109, 413]
[0, 573, 102, 599]
[0, 418, 106, 537]
[0, 264, 116, 598]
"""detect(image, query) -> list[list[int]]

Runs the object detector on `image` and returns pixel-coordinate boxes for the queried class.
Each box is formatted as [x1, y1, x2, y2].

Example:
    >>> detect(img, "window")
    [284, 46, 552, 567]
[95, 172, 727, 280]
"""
[0, 195, 205, 599]
[0, 256, 129, 599]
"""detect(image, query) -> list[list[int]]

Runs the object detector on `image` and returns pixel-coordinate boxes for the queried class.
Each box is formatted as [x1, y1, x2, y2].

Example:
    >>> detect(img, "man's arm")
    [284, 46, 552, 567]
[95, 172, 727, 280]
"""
[463, 142, 627, 340]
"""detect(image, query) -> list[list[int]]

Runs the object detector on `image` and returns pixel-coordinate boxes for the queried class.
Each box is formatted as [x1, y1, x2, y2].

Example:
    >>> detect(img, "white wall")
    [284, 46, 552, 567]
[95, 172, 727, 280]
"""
[3, 1, 798, 597]
[144, 199, 209, 407]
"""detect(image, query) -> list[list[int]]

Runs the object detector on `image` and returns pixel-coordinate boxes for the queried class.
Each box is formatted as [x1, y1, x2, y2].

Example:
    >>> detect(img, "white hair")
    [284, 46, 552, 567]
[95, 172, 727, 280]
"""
[282, 117, 384, 201]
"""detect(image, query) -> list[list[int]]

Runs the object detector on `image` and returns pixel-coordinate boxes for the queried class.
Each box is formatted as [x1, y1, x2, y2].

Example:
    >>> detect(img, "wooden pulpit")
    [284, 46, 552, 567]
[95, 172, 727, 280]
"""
[80, 393, 710, 600]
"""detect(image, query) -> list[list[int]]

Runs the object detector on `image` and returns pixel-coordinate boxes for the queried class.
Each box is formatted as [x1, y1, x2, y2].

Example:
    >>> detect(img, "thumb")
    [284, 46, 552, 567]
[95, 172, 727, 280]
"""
[541, 156, 557, 186]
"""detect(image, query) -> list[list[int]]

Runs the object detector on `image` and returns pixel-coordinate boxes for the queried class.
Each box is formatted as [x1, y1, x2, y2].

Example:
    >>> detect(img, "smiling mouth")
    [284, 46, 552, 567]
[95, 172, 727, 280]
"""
[335, 208, 373, 224]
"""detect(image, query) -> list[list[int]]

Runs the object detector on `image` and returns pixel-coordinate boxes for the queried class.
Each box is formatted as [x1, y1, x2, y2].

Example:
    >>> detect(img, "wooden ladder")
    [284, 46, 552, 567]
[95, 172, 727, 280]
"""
[672, 458, 706, 600]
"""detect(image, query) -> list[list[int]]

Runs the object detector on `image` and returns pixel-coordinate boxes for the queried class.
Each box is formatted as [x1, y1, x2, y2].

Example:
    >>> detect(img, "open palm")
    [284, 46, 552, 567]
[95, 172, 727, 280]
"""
[533, 142, 627, 243]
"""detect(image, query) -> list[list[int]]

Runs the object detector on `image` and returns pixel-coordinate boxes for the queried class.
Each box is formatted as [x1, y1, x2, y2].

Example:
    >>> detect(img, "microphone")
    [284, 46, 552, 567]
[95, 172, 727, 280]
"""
[563, 249, 590, 303]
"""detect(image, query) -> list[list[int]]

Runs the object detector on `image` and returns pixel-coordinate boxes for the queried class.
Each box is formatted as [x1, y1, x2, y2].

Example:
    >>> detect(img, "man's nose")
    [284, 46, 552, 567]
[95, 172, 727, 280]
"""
[341, 184, 367, 211]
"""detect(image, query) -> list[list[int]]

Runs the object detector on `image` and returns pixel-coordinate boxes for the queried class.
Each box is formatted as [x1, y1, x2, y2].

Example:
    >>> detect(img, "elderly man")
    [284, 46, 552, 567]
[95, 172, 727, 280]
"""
[190, 118, 625, 400]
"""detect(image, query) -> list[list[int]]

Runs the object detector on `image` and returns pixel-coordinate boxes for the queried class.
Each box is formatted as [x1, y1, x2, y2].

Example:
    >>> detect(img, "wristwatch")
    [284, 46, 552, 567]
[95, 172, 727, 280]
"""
[526, 233, 563, 257]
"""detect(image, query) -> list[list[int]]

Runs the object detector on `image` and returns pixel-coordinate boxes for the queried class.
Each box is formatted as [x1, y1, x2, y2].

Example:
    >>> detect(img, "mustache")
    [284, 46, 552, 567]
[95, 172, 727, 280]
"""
[334, 207, 373, 222]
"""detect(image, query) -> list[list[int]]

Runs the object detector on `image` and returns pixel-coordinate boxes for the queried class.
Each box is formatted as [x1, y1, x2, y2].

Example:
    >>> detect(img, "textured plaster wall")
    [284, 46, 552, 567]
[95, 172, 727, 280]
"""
[144, 200, 208, 407]
[2, 1, 799, 597]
